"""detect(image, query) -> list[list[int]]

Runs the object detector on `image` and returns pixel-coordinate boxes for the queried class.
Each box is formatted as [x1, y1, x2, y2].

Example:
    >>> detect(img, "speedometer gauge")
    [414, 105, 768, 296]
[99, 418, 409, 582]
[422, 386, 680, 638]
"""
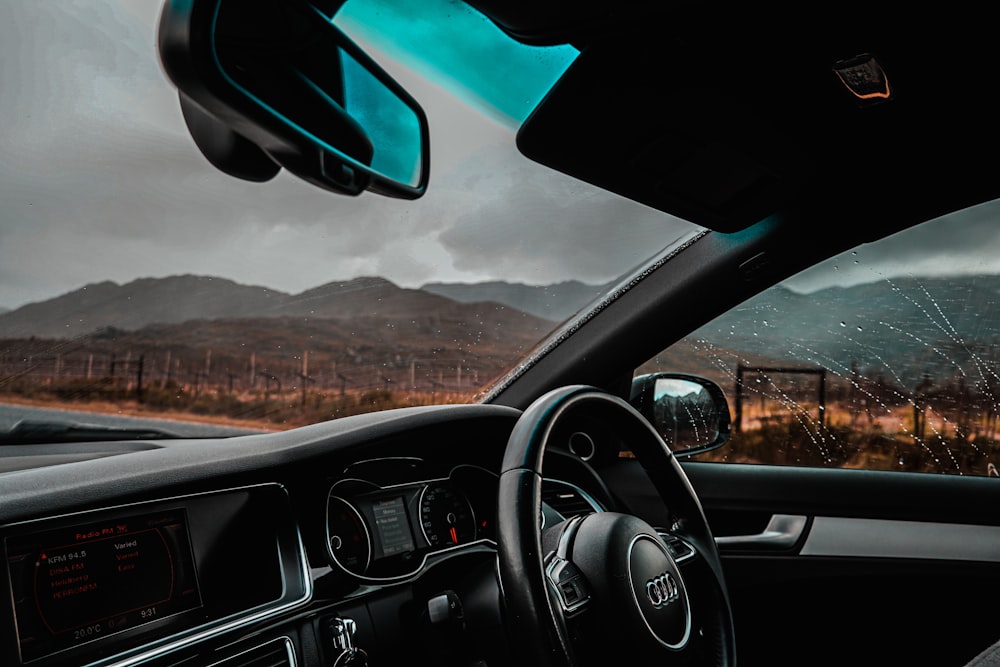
[419, 483, 475, 547]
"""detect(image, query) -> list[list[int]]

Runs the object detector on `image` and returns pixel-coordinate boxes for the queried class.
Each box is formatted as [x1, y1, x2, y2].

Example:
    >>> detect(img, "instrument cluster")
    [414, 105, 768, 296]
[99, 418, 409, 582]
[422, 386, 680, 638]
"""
[325, 464, 499, 580]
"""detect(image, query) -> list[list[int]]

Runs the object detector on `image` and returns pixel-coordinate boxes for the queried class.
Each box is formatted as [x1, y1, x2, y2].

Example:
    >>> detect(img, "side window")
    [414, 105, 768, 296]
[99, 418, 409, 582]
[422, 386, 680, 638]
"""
[638, 202, 1000, 477]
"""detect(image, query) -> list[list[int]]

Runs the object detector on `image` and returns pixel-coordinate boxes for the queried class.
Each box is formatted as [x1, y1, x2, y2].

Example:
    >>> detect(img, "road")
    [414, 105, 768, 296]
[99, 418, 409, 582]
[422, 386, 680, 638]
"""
[0, 403, 266, 438]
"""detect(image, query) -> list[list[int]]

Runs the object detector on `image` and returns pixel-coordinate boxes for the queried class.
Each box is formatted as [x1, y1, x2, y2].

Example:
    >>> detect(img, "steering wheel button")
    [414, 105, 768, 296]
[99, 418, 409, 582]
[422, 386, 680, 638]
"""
[560, 581, 580, 604]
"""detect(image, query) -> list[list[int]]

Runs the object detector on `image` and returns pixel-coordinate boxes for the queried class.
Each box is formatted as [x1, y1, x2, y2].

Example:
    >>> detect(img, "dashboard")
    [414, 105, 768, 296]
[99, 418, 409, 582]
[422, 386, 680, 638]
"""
[0, 404, 625, 667]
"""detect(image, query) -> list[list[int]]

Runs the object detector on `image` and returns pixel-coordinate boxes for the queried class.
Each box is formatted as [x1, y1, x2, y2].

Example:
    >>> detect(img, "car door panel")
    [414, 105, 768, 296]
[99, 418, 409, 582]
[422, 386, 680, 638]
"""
[600, 459, 1000, 666]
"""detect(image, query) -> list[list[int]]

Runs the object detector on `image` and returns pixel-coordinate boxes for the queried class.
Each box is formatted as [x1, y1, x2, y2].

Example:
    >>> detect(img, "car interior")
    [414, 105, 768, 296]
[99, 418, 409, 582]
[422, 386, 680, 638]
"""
[4, 2, 1000, 667]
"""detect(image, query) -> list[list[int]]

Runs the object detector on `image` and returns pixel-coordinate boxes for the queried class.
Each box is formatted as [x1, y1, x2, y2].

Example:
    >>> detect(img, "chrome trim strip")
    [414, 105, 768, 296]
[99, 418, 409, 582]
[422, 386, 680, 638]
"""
[333, 542, 500, 592]
[342, 456, 424, 476]
[801, 517, 1000, 561]
[330, 463, 498, 494]
[207, 636, 296, 667]
[325, 537, 498, 585]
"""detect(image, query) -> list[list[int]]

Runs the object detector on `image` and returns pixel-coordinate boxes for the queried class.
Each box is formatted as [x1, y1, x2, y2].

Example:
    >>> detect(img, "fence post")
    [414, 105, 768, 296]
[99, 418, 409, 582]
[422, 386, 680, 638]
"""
[136, 355, 144, 403]
[734, 365, 745, 433]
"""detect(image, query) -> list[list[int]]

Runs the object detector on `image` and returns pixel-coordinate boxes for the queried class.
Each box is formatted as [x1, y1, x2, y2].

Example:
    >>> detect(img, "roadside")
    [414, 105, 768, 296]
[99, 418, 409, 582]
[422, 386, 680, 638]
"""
[0, 396, 279, 435]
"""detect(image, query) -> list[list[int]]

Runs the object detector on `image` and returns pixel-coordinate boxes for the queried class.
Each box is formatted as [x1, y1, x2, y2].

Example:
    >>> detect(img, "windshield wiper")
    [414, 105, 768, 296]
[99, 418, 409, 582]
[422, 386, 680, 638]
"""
[0, 419, 182, 444]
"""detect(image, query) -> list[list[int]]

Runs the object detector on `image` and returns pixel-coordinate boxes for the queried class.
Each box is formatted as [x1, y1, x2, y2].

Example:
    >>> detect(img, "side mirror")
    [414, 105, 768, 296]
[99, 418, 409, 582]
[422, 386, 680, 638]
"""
[157, 0, 429, 199]
[630, 373, 732, 456]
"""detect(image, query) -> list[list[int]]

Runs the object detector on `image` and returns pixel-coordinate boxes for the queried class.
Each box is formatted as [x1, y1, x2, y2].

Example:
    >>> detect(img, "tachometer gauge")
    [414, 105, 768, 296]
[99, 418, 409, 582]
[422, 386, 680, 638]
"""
[419, 483, 475, 547]
[326, 496, 372, 575]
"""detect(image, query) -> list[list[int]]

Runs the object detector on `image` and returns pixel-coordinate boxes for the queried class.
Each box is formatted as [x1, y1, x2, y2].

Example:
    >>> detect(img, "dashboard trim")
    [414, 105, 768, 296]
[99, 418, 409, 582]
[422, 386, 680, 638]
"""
[206, 636, 296, 667]
[801, 516, 1000, 562]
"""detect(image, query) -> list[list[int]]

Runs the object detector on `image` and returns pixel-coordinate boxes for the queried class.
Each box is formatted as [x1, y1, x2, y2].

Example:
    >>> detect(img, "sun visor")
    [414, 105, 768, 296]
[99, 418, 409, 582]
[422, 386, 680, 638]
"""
[516, 36, 812, 233]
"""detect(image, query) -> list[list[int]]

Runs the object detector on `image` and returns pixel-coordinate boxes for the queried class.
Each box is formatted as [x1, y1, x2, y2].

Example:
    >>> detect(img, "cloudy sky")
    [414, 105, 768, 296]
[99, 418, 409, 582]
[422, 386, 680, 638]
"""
[4, 1, 1000, 312]
[783, 197, 1000, 294]
[0, 0, 698, 311]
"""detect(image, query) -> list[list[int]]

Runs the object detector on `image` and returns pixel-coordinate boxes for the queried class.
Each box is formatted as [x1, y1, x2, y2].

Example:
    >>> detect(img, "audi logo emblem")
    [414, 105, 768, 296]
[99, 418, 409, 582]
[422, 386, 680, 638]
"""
[645, 572, 680, 607]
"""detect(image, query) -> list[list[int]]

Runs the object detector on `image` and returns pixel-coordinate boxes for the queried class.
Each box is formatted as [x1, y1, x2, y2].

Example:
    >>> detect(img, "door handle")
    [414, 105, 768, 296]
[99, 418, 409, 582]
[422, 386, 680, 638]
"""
[715, 514, 808, 549]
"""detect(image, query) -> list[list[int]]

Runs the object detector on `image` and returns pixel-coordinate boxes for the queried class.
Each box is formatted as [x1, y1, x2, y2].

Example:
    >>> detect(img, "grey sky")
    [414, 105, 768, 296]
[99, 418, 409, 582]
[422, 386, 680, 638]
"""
[3, 2, 1000, 312]
[0, 0, 693, 311]
[782, 198, 1000, 294]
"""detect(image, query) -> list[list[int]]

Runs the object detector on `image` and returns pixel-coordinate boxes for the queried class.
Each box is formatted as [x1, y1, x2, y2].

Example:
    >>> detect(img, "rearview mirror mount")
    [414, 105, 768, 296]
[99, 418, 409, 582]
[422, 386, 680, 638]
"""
[158, 0, 429, 199]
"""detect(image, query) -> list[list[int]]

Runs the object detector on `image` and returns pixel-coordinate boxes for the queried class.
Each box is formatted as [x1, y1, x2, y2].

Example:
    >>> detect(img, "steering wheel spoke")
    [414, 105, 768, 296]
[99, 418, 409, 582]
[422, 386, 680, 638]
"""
[543, 514, 592, 615]
[545, 552, 592, 615]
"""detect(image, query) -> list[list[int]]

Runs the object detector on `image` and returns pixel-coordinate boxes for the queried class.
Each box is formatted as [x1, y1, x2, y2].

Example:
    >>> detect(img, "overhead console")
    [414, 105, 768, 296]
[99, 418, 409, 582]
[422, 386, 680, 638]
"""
[1, 484, 310, 667]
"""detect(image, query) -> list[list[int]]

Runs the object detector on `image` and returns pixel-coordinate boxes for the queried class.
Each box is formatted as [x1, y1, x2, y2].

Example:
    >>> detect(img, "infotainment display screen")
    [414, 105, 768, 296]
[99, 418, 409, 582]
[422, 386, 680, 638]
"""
[4, 509, 202, 663]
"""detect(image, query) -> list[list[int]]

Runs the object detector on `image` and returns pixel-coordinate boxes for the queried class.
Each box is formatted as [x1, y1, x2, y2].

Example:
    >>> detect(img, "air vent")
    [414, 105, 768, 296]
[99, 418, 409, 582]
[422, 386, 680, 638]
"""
[209, 637, 294, 667]
[542, 480, 602, 518]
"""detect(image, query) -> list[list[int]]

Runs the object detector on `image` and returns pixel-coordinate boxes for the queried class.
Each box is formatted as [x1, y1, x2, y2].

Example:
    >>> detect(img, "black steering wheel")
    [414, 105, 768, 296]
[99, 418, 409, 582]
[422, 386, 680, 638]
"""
[497, 385, 736, 667]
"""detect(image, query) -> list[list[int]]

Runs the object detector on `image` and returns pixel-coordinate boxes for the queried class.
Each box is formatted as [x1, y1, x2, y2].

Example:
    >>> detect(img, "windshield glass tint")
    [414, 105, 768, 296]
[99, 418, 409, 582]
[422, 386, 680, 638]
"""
[0, 0, 700, 433]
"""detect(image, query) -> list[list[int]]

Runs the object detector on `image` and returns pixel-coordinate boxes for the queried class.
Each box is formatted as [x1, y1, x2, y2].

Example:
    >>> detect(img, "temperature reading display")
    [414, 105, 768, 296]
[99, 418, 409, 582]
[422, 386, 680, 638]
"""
[371, 496, 415, 557]
[5, 509, 202, 663]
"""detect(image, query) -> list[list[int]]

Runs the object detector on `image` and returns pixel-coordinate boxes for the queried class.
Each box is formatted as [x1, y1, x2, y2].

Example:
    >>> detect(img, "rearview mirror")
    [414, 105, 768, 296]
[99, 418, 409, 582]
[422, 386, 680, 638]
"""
[630, 373, 732, 456]
[157, 0, 429, 198]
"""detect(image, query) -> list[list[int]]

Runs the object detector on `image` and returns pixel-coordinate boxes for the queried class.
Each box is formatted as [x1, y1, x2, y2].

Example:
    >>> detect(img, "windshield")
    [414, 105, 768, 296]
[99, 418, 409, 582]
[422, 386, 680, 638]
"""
[0, 0, 702, 434]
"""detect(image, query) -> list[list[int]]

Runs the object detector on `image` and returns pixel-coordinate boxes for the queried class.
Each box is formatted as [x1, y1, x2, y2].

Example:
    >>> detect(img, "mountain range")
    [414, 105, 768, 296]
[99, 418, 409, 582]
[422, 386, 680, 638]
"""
[4, 273, 1000, 393]
[698, 274, 1000, 389]
[0, 275, 596, 394]
[0, 275, 610, 340]
[421, 280, 612, 321]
